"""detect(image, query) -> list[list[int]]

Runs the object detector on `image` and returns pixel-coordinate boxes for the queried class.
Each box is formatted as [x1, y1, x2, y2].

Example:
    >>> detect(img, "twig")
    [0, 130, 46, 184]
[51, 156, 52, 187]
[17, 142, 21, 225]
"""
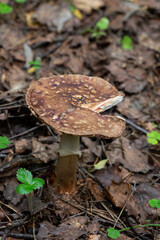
[0, 231, 33, 239]
[0, 201, 22, 217]
[115, 113, 148, 134]
[9, 124, 45, 140]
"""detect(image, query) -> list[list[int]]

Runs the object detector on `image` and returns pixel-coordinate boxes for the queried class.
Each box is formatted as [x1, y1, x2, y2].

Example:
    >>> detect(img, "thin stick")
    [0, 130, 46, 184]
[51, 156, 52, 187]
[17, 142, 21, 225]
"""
[115, 113, 148, 134]
[9, 124, 45, 140]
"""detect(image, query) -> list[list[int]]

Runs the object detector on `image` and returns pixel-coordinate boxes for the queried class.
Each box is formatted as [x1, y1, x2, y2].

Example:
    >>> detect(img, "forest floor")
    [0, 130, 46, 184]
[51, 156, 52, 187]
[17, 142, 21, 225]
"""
[0, 0, 160, 239]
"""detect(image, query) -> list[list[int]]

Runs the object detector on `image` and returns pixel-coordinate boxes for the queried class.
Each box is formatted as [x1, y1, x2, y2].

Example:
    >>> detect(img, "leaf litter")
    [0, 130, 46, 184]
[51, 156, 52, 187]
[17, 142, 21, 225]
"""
[0, 0, 160, 239]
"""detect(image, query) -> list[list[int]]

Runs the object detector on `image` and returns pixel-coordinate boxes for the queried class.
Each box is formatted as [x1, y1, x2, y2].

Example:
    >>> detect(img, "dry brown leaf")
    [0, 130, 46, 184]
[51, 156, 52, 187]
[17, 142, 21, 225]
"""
[32, 138, 58, 163]
[0, 25, 23, 50]
[15, 139, 31, 154]
[87, 178, 104, 201]
[73, 0, 104, 13]
[127, 183, 160, 223]
[108, 137, 152, 173]
[5, 65, 27, 92]
[34, 3, 72, 32]
[50, 216, 87, 240]
[105, 182, 131, 208]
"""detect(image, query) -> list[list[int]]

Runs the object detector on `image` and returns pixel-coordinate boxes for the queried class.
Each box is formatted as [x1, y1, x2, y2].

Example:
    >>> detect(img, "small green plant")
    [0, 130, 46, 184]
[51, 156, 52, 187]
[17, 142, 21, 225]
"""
[15, 0, 27, 3]
[107, 223, 160, 239]
[149, 199, 160, 208]
[121, 35, 133, 50]
[0, 1, 27, 15]
[107, 228, 121, 239]
[0, 136, 10, 149]
[84, 17, 110, 38]
[152, 122, 158, 128]
[147, 131, 160, 145]
[16, 168, 44, 195]
[0, 3, 13, 14]
[29, 60, 41, 70]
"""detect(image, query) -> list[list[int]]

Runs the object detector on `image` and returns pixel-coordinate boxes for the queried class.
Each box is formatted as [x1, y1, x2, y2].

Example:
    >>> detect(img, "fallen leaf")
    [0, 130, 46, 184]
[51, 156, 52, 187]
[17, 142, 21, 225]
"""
[3, 179, 22, 205]
[87, 178, 104, 201]
[32, 138, 58, 163]
[37, 221, 56, 240]
[34, 3, 72, 32]
[50, 216, 88, 240]
[5, 65, 27, 92]
[15, 139, 31, 154]
[81, 137, 102, 157]
[126, 183, 160, 223]
[89, 159, 108, 172]
[94, 166, 122, 188]
[73, 0, 104, 13]
[20, 196, 49, 215]
[105, 182, 132, 208]
[0, 24, 23, 50]
[108, 137, 152, 173]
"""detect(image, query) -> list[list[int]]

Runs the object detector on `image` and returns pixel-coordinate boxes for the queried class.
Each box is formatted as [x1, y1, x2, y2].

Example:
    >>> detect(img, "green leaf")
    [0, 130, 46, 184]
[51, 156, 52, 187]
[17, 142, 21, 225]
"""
[0, 136, 10, 149]
[147, 137, 158, 145]
[15, 0, 27, 3]
[91, 31, 105, 38]
[16, 168, 33, 185]
[89, 159, 108, 172]
[107, 228, 121, 239]
[33, 65, 41, 70]
[147, 131, 160, 141]
[29, 60, 41, 66]
[149, 199, 160, 208]
[152, 122, 158, 128]
[31, 178, 45, 190]
[121, 35, 133, 50]
[96, 17, 110, 30]
[16, 184, 33, 194]
[70, 5, 75, 13]
[0, 3, 13, 14]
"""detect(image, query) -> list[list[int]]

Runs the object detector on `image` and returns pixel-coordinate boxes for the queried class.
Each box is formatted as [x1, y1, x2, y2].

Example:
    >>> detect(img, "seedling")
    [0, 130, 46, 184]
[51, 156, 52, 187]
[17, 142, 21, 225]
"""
[152, 122, 158, 128]
[107, 223, 160, 239]
[149, 199, 160, 208]
[0, 136, 10, 149]
[0, 0, 27, 15]
[15, 0, 27, 3]
[16, 168, 44, 195]
[121, 35, 133, 50]
[16, 168, 44, 214]
[0, 3, 13, 14]
[29, 60, 41, 70]
[147, 131, 160, 145]
[84, 17, 110, 38]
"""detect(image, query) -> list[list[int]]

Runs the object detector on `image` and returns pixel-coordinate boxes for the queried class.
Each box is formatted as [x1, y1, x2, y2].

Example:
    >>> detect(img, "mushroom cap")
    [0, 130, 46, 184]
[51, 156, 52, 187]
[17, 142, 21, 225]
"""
[26, 75, 125, 138]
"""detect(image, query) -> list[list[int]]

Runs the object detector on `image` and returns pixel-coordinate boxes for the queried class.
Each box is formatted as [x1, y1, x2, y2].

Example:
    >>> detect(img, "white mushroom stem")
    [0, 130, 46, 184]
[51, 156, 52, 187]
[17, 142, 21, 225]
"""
[55, 133, 81, 193]
[58, 133, 81, 157]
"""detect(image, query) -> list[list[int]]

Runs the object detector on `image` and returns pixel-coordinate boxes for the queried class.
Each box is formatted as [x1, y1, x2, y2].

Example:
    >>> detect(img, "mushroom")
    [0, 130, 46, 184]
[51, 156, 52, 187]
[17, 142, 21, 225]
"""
[26, 74, 125, 193]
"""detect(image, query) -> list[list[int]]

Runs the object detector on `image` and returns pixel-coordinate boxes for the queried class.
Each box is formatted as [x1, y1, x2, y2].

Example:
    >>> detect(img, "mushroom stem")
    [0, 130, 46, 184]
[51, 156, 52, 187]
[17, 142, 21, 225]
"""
[55, 133, 81, 193]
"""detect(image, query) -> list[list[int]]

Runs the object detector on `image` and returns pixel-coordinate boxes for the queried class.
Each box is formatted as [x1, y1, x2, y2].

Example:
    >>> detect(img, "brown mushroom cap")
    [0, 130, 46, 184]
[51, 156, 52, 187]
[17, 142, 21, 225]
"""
[26, 75, 125, 138]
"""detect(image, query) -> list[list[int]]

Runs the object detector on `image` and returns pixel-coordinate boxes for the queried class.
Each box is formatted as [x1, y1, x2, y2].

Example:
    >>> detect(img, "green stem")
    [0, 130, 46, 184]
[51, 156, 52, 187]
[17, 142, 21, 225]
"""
[119, 224, 160, 233]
